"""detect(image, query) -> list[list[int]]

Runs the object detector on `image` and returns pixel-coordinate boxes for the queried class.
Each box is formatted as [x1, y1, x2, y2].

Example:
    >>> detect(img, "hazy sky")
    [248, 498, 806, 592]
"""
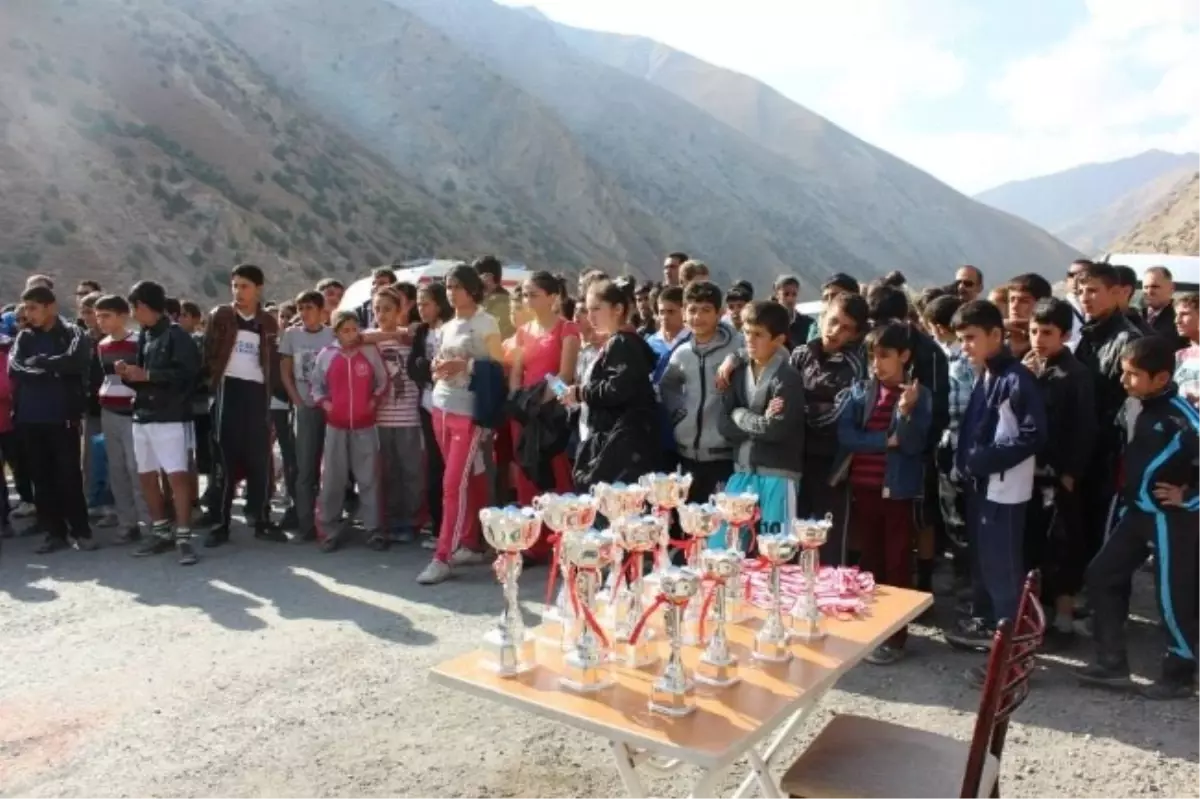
[498, 0, 1199, 194]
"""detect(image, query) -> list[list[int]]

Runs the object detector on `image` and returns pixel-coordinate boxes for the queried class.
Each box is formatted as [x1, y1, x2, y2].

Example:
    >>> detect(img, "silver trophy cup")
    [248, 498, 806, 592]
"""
[647, 566, 702, 716]
[478, 505, 544, 676]
[712, 491, 759, 553]
[639, 471, 693, 579]
[753, 533, 800, 663]
[610, 514, 663, 667]
[559, 527, 617, 693]
[695, 548, 744, 687]
[591, 482, 650, 609]
[533, 492, 599, 644]
[790, 514, 834, 642]
[677, 502, 726, 644]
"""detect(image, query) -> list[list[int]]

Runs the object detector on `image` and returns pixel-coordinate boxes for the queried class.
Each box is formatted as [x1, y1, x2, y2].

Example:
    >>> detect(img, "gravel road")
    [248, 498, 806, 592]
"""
[1, 523, 1196, 798]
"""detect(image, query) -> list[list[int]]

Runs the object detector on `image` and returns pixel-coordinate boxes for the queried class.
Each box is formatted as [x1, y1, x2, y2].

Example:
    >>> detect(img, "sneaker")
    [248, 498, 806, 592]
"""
[944, 618, 996, 651]
[420, 535, 438, 551]
[449, 548, 486, 567]
[177, 539, 198, 566]
[117, 527, 142, 544]
[254, 522, 288, 543]
[1075, 662, 1133, 690]
[389, 526, 416, 545]
[34, 536, 69, 555]
[865, 645, 905, 666]
[10, 501, 36, 519]
[279, 507, 300, 531]
[1140, 679, 1195, 700]
[319, 534, 342, 554]
[203, 527, 230, 548]
[134, 536, 175, 557]
[416, 559, 453, 585]
[95, 511, 119, 528]
[72, 536, 98, 552]
[366, 533, 390, 551]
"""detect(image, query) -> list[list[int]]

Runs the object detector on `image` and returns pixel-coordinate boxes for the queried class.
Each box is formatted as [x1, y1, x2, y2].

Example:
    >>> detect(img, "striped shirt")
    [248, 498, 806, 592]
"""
[375, 337, 420, 427]
[849, 384, 898, 489]
[97, 333, 139, 413]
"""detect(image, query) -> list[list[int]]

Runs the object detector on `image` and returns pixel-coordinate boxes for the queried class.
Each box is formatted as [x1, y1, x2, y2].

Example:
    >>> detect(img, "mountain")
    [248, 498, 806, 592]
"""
[975, 150, 1198, 249]
[1107, 171, 1199, 256]
[1059, 165, 1198, 255]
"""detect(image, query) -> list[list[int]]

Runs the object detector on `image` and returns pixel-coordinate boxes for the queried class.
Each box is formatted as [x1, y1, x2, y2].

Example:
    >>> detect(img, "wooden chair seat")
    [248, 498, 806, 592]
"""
[780, 713, 1000, 798]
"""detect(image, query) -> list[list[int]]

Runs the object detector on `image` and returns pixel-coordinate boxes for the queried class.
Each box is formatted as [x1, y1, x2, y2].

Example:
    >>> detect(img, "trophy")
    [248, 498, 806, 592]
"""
[676, 502, 725, 644]
[533, 493, 599, 642]
[752, 533, 800, 663]
[695, 548, 744, 687]
[478, 505, 544, 676]
[712, 491, 759, 553]
[638, 471, 693, 578]
[609, 514, 663, 667]
[559, 527, 617, 693]
[591, 482, 649, 608]
[632, 566, 701, 717]
[790, 514, 834, 643]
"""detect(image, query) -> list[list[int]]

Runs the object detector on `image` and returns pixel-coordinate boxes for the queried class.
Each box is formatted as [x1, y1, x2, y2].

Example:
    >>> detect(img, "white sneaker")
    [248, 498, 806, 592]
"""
[416, 560, 453, 585]
[11, 502, 36, 519]
[420, 536, 437, 550]
[449, 548, 486, 567]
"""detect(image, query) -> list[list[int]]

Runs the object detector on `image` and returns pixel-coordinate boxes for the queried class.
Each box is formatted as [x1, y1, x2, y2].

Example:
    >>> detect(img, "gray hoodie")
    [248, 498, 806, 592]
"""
[659, 324, 743, 462]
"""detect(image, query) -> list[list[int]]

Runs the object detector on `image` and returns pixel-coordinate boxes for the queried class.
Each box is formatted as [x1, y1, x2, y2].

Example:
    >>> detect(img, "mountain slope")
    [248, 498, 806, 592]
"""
[535, 15, 1081, 282]
[1107, 171, 1199, 256]
[0, 0, 525, 300]
[975, 150, 1198, 238]
[1058, 165, 1198, 255]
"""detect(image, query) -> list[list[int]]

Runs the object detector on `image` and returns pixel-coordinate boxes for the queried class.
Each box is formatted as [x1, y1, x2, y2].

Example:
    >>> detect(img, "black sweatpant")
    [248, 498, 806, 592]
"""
[1088, 509, 1198, 683]
[1025, 479, 1085, 601]
[419, 407, 443, 534]
[21, 422, 91, 540]
[271, 407, 297, 504]
[0, 429, 33, 505]
[212, 377, 272, 528]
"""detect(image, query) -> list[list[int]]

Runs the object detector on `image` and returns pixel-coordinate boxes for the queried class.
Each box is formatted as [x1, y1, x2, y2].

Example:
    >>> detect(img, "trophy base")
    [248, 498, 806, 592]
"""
[648, 682, 696, 716]
[751, 635, 794, 663]
[791, 618, 826, 643]
[481, 630, 536, 676]
[695, 656, 740, 687]
[559, 658, 614, 693]
[615, 638, 659, 669]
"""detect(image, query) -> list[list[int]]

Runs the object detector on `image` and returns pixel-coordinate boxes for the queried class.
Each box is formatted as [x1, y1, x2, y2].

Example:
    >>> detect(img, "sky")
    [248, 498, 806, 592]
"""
[497, 0, 1200, 194]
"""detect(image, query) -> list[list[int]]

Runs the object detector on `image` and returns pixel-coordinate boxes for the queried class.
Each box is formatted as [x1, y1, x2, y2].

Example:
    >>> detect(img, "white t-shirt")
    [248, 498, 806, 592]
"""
[225, 315, 264, 383]
[431, 311, 500, 416]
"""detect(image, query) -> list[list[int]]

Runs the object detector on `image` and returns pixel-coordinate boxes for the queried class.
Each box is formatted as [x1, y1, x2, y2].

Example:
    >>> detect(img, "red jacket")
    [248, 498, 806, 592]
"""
[310, 344, 387, 430]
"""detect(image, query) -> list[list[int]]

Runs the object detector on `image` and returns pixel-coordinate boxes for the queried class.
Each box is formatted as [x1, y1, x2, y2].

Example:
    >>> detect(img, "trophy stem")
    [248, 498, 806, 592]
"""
[793, 547, 826, 643]
[483, 552, 535, 676]
[753, 561, 793, 663]
[650, 602, 695, 715]
[697, 580, 739, 687]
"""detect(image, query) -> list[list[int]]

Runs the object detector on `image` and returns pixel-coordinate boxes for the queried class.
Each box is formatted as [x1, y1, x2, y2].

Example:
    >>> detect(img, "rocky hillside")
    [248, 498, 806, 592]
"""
[0, 0, 536, 301]
[1107, 171, 1199, 256]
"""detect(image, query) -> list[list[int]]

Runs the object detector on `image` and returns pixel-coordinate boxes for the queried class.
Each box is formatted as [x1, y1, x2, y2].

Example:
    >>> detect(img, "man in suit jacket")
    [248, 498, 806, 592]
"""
[1141, 265, 1188, 350]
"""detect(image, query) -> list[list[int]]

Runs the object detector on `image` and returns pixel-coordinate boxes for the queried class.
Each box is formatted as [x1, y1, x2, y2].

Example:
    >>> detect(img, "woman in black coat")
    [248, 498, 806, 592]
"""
[407, 282, 453, 537]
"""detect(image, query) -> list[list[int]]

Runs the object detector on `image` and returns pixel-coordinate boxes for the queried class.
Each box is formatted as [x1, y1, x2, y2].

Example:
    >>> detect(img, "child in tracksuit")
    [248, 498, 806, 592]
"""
[833, 321, 932, 664]
[311, 311, 387, 553]
[1078, 337, 1198, 700]
[946, 300, 1047, 649]
[715, 301, 806, 547]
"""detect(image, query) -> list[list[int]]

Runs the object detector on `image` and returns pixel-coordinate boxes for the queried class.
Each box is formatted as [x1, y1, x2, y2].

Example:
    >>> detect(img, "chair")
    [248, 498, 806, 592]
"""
[781, 571, 1046, 798]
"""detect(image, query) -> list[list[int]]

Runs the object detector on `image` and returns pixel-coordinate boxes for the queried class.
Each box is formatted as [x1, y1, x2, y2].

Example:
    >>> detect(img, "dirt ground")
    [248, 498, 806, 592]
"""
[1, 520, 1196, 798]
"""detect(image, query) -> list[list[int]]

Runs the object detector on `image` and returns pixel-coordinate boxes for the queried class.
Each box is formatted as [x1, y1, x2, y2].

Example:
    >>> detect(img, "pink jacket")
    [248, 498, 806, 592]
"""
[310, 344, 387, 430]
[0, 348, 13, 433]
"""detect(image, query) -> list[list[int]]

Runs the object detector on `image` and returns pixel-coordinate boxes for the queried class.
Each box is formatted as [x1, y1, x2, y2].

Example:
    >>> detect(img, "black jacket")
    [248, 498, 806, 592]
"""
[508, 380, 572, 490]
[1124, 307, 1155, 336]
[1122, 383, 1198, 514]
[574, 331, 660, 489]
[406, 322, 435, 392]
[131, 316, 202, 424]
[1077, 311, 1143, 456]
[1024, 347, 1096, 483]
[908, 325, 950, 453]
[786, 312, 816, 351]
[1143, 304, 1188, 351]
[8, 319, 90, 424]
[790, 339, 865, 458]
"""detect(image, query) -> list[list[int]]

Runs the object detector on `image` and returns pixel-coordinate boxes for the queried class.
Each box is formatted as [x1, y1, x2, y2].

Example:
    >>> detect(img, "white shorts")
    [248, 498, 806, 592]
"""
[132, 422, 191, 475]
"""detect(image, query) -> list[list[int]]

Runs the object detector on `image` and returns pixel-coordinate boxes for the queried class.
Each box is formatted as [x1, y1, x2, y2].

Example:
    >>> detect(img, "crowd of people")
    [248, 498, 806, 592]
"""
[1, 252, 1196, 699]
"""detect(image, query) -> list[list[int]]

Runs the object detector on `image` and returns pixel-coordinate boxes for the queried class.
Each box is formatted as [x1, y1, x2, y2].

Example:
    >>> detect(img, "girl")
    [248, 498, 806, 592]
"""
[370, 286, 423, 548]
[416, 267, 506, 585]
[408, 283, 453, 550]
[563, 280, 659, 489]
[509, 272, 580, 561]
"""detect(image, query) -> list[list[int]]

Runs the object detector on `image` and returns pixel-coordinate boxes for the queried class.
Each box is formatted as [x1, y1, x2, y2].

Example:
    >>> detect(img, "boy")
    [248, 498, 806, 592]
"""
[946, 300, 1047, 649]
[1005, 273, 1053, 360]
[660, 281, 741, 504]
[832, 321, 932, 664]
[790, 292, 868, 564]
[94, 295, 151, 544]
[310, 312, 387, 552]
[724, 283, 750, 333]
[678, 259, 710, 286]
[773, 275, 816, 350]
[1023, 298, 1096, 640]
[279, 290, 335, 542]
[1078, 337, 1198, 699]
[715, 300, 805, 546]
[120, 281, 202, 565]
[179, 301, 212, 512]
[923, 295, 973, 537]
[646, 285, 691, 471]
[1173, 293, 1199, 407]
[79, 291, 116, 526]
[316, 278, 345, 325]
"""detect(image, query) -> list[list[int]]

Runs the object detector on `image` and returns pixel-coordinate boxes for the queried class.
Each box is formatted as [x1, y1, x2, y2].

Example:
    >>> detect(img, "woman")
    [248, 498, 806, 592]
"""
[564, 280, 659, 489]
[416, 267, 506, 585]
[407, 282, 453, 552]
[509, 272, 579, 561]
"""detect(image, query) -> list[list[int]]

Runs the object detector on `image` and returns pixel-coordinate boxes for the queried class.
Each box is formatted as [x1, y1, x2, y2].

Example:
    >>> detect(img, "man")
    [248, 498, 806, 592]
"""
[315, 278, 345, 324]
[1063, 259, 1091, 350]
[355, 266, 397, 330]
[474, 255, 514, 339]
[1114, 265, 1155, 336]
[8, 286, 95, 554]
[635, 281, 657, 336]
[201, 264, 286, 546]
[1141, 266, 1186, 349]
[121, 281, 203, 566]
[662, 251, 688, 287]
[954, 265, 984, 303]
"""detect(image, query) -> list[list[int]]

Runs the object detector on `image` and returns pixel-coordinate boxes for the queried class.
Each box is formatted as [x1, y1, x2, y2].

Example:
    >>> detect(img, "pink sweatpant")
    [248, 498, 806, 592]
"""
[432, 408, 488, 564]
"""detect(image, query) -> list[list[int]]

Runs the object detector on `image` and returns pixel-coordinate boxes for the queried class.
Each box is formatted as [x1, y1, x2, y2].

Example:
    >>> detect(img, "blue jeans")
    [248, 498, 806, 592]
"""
[86, 429, 114, 509]
[966, 487, 1026, 626]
